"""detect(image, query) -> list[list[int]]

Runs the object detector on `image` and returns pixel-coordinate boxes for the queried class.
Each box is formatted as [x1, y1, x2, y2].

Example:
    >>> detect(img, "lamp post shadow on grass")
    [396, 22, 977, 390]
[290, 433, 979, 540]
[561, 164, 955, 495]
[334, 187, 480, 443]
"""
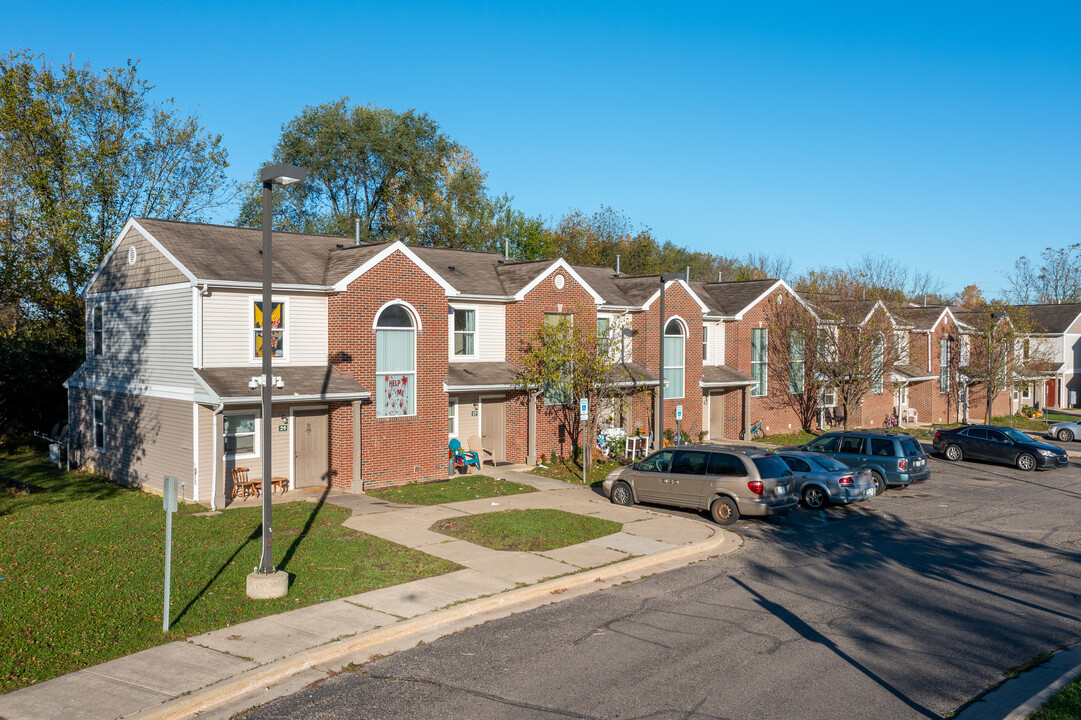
[276, 485, 330, 575]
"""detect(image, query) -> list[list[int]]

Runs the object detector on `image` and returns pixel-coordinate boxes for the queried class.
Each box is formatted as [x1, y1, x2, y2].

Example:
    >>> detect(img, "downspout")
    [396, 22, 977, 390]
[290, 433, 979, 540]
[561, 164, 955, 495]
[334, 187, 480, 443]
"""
[210, 401, 224, 511]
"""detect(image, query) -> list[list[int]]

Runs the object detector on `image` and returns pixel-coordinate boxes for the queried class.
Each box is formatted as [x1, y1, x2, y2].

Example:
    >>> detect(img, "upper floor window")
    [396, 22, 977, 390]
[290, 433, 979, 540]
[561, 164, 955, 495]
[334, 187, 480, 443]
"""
[871, 333, 884, 394]
[597, 317, 610, 354]
[702, 325, 710, 362]
[223, 412, 257, 457]
[789, 331, 804, 394]
[751, 328, 768, 397]
[453, 308, 475, 356]
[253, 300, 285, 360]
[895, 331, 909, 365]
[543, 313, 572, 404]
[939, 336, 950, 394]
[663, 319, 684, 400]
[92, 305, 104, 356]
[376, 304, 416, 417]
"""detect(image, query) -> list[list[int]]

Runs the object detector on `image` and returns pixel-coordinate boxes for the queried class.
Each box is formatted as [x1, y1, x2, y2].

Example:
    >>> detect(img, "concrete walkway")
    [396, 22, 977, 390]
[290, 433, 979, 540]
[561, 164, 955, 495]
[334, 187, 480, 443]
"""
[0, 469, 738, 720]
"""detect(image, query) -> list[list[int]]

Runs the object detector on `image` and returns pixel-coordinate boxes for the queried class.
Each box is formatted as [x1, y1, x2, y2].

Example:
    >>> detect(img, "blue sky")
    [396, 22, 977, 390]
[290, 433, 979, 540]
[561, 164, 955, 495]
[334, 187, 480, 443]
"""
[7, 1, 1080, 297]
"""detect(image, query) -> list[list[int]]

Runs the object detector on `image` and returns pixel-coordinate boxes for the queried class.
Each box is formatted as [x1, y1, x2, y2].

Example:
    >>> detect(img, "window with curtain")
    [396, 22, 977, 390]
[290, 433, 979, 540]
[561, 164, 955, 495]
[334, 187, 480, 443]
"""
[789, 331, 804, 394]
[939, 336, 950, 394]
[453, 308, 475, 356]
[663, 319, 684, 399]
[751, 328, 768, 397]
[377, 305, 416, 416]
[871, 333, 884, 394]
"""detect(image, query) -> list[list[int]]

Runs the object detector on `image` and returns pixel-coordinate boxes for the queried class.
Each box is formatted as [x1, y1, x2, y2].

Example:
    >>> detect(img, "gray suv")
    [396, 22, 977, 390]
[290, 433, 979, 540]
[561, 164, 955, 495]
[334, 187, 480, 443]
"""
[602, 444, 797, 525]
[798, 431, 930, 493]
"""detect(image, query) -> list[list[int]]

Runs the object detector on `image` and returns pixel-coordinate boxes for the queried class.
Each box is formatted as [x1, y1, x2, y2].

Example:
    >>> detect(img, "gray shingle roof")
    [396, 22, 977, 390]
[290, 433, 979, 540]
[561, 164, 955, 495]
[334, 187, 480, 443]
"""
[607, 361, 660, 386]
[196, 366, 369, 403]
[445, 362, 520, 389]
[572, 266, 635, 306]
[895, 306, 951, 331]
[1009, 304, 1081, 334]
[892, 364, 937, 382]
[698, 279, 779, 317]
[701, 365, 757, 387]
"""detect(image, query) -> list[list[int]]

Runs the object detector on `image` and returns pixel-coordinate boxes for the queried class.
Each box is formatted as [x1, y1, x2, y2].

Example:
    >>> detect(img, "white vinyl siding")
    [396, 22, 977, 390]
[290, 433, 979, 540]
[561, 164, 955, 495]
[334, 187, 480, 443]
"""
[202, 290, 327, 367]
[712, 322, 725, 365]
[82, 286, 193, 389]
[448, 302, 504, 362]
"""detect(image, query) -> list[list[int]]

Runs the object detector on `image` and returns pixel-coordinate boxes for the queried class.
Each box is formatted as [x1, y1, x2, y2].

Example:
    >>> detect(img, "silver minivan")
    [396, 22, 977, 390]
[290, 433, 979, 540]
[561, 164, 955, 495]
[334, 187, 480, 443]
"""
[602, 444, 797, 525]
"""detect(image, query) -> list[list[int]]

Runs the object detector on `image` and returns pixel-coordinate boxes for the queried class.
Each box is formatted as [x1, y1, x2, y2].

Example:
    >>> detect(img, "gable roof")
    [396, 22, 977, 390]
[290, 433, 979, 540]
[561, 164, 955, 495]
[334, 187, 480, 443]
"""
[895, 305, 955, 332]
[1009, 304, 1081, 334]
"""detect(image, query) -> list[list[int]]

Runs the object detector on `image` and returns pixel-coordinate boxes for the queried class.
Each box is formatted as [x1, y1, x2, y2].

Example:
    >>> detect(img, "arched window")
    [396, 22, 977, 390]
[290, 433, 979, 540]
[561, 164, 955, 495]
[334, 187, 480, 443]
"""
[663, 319, 684, 399]
[376, 305, 416, 416]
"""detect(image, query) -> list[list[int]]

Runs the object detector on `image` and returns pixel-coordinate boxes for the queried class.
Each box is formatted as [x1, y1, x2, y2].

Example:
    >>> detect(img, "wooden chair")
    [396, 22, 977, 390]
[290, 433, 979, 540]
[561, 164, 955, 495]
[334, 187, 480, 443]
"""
[230, 467, 260, 500]
[467, 435, 496, 468]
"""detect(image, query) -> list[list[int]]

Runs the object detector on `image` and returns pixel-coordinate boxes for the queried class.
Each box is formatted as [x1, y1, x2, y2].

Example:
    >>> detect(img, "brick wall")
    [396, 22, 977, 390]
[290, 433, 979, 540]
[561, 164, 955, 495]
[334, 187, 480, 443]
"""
[327, 251, 449, 489]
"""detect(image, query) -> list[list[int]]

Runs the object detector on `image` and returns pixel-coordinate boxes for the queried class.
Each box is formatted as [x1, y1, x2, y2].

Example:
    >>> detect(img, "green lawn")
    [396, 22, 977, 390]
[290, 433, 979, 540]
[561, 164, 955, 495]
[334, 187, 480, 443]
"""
[759, 429, 818, 447]
[430, 509, 621, 552]
[1029, 671, 1081, 719]
[365, 475, 536, 505]
[0, 450, 459, 694]
[532, 456, 622, 486]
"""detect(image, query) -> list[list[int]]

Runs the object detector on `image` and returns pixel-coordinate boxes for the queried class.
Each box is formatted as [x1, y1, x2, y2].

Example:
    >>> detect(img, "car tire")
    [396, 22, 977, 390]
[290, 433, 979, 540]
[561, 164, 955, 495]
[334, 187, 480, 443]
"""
[871, 471, 886, 496]
[1016, 453, 1037, 472]
[802, 485, 827, 510]
[1058, 429, 1075, 443]
[610, 481, 634, 506]
[944, 444, 963, 462]
[710, 496, 740, 526]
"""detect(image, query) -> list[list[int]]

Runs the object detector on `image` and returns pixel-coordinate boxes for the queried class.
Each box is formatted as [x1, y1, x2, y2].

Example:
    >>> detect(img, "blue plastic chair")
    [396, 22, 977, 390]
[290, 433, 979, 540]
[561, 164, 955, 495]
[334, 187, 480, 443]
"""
[449, 438, 481, 473]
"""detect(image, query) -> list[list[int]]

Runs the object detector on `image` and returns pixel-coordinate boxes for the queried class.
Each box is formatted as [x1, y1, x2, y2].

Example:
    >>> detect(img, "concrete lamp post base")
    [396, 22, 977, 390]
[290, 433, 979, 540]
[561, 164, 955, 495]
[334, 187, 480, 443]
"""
[246, 570, 290, 599]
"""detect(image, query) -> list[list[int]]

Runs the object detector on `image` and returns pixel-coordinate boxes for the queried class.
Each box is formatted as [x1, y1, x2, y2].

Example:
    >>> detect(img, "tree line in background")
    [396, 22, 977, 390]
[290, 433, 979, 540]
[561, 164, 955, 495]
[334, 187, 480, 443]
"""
[0, 52, 1076, 440]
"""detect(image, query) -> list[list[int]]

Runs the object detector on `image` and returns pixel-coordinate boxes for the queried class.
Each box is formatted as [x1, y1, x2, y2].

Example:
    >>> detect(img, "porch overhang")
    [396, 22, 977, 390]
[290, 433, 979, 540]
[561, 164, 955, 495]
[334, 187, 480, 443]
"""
[444, 362, 520, 393]
[700, 364, 757, 389]
[195, 366, 370, 406]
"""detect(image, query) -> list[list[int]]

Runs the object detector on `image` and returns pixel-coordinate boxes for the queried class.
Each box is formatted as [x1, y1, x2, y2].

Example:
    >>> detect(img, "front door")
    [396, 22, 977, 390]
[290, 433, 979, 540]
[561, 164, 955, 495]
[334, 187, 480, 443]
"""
[709, 392, 725, 440]
[1046, 379, 1059, 408]
[480, 396, 505, 463]
[293, 408, 328, 488]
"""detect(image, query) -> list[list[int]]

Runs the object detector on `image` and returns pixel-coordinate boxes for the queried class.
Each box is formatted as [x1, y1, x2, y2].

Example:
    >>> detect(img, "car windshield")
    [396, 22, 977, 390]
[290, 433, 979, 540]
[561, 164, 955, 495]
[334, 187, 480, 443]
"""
[901, 439, 923, 456]
[752, 455, 792, 479]
[1001, 427, 1033, 444]
[809, 455, 849, 472]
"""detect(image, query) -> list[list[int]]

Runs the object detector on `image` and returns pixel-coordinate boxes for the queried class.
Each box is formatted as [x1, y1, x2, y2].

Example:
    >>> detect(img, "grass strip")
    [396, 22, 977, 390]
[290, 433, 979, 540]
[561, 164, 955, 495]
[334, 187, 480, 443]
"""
[431, 508, 621, 552]
[365, 475, 535, 505]
[1029, 671, 1081, 720]
[0, 450, 459, 694]
[532, 457, 621, 486]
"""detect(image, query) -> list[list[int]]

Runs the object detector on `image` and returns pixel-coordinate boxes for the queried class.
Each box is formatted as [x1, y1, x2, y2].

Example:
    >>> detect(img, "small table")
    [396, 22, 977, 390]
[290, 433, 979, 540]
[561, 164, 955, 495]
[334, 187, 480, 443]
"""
[270, 477, 288, 495]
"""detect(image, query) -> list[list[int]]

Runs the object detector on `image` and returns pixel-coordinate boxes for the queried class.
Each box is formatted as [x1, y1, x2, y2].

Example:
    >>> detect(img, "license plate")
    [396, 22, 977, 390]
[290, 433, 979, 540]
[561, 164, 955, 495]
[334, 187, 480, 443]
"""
[776, 484, 787, 495]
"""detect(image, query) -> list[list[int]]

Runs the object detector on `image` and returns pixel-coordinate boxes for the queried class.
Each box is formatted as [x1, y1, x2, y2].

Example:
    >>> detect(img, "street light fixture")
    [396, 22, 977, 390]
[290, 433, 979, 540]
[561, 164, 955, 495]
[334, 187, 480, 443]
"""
[247, 164, 305, 600]
[655, 272, 683, 452]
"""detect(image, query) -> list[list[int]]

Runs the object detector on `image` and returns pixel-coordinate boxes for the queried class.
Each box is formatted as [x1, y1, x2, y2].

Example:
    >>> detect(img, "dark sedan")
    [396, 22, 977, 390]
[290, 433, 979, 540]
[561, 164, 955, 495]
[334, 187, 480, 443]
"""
[932, 424, 1069, 471]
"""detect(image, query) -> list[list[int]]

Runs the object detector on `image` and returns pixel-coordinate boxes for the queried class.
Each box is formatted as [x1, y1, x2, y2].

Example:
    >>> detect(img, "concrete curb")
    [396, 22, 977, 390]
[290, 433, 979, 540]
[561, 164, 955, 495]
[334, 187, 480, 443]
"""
[1001, 647, 1081, 720]
[126, 525, 738, 719]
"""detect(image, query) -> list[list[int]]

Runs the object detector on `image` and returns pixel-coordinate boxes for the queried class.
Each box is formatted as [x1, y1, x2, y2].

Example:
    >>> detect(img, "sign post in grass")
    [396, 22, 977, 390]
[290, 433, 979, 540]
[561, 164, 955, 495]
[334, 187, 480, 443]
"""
[162, 475, 178, 632]
[580, 398, 588, 484]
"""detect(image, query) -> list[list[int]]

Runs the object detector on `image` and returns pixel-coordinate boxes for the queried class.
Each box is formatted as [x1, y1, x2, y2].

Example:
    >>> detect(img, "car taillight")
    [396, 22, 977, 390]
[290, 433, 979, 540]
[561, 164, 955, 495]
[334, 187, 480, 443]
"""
[934, 430, 940, 439]
[898, 458, 907, 471]
[838, 476, 853, 486]
[748, 480, 764, 495]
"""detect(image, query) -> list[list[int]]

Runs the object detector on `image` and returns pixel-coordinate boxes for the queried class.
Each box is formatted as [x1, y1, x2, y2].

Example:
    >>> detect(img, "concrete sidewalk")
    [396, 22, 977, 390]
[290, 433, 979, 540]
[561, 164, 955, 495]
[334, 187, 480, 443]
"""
[0, 470, 738, 720]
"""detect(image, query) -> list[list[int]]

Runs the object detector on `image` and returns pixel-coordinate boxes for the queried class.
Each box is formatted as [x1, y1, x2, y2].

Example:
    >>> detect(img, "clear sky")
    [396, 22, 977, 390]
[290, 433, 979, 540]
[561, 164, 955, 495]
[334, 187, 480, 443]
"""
[7, 1, 1080, 297]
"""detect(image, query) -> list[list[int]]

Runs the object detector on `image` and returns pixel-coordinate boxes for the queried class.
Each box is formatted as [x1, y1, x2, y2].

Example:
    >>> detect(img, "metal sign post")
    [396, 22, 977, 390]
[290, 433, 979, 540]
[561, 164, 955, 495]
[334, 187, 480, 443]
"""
[580, 398, 589, 485]
[676, 405, 683, 445]
[162, 475, 178, 633]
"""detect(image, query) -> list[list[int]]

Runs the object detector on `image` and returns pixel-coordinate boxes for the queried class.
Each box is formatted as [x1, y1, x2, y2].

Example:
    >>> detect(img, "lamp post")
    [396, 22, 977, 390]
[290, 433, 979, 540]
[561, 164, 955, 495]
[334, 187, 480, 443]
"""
[247, 163, 305, 600]
[655, 273, 683, 452]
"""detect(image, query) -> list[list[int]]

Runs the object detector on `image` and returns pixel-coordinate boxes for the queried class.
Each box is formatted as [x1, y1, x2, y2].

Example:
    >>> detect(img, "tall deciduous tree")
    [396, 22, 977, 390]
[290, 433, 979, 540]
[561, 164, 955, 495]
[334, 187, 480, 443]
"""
[764, 295, 822, 431]
[1003, 244, 1081, 305]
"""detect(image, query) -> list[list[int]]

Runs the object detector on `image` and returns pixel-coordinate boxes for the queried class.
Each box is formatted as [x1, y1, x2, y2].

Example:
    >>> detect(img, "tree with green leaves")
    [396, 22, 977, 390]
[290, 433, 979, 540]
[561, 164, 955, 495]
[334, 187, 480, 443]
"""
[764, 295, 822, 431]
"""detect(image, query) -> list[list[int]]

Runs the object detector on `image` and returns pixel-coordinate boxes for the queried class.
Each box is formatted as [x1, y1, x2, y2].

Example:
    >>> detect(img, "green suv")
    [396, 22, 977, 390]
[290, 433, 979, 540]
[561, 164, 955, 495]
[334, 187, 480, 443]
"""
[797, 431, 931, 494]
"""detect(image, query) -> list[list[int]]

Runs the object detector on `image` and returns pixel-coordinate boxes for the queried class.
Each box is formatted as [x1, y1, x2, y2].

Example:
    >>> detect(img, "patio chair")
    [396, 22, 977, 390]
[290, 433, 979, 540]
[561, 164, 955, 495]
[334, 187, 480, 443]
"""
[467, 435, 496, 468]
[230, 467, 260, 500]
[449, 438, 481, 473]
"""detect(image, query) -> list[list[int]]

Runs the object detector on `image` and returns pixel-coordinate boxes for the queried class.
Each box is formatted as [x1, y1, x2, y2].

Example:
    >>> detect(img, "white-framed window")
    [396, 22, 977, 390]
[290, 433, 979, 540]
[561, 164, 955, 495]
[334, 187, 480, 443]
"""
[543, 313, 573, 405]
[252, 299, 286, 361]
[789, 331, 804, 394]
[92, 304, 104, 357]
[940, 336, 950, 394]
[702, 325, 710, 362]
[663, 319, 685, 400]
[223, 412, 257, 458]
[597, 316, 610, 354]
[751, 328, 768, 397]
[448, 397, 458, 436]
[960, 336, 971, 366]
[92, 395, 105, 451]
[376, 304, 417, 417]
[453, 307, 476, 357]
[821, 387, 836, 407]
[1022, 384, 1031, 400]
[894, 331, 909, 365]
[872, 333, 884, 394]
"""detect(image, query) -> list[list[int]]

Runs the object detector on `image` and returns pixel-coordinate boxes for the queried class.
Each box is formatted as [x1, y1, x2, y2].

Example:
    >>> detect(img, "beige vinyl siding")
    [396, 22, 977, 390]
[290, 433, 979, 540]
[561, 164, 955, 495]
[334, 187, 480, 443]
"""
[196, 403, 217, 505]
[219, 404, 291, 484]
[201, 290, 328, 367]
[455, 394, 481, 445]
[448, 302, 505, 362]
[69, 388, 195, 499]
[89, 226, 187, 294]
[272, 414, 291, 485]
[82, 286, 194, 389]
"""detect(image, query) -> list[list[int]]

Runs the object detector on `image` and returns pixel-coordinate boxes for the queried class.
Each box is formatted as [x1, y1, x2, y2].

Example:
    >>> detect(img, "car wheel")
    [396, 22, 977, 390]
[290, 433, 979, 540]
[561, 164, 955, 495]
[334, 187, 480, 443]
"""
[1016, 453, 1037, 472]
[710, 496, 740, 526]
[944, 444, 963, 462]
[610, 481, 634, 506]
[802, 485, 827, 510]
[871, 471, 886, 496]
[1057, 429, 1075, 443]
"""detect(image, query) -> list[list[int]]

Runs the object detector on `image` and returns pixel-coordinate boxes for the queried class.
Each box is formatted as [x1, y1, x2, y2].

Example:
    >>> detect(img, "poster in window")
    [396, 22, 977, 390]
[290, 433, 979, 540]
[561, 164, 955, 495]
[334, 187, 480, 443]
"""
[254, 301, 284, 358]
[381, 373, 410, 416]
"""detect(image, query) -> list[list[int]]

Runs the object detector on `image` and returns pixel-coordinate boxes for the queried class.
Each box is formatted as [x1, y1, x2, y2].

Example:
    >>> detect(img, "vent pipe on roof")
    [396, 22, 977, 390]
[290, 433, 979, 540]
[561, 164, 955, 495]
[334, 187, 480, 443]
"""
[718, 271, 722, 282]
[685, 266, 690, 283]
[924, 294, 927, 307]
[504, 238, 509, 259]
[616, 254, 621, 275]
[355, 218, 360, 246]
